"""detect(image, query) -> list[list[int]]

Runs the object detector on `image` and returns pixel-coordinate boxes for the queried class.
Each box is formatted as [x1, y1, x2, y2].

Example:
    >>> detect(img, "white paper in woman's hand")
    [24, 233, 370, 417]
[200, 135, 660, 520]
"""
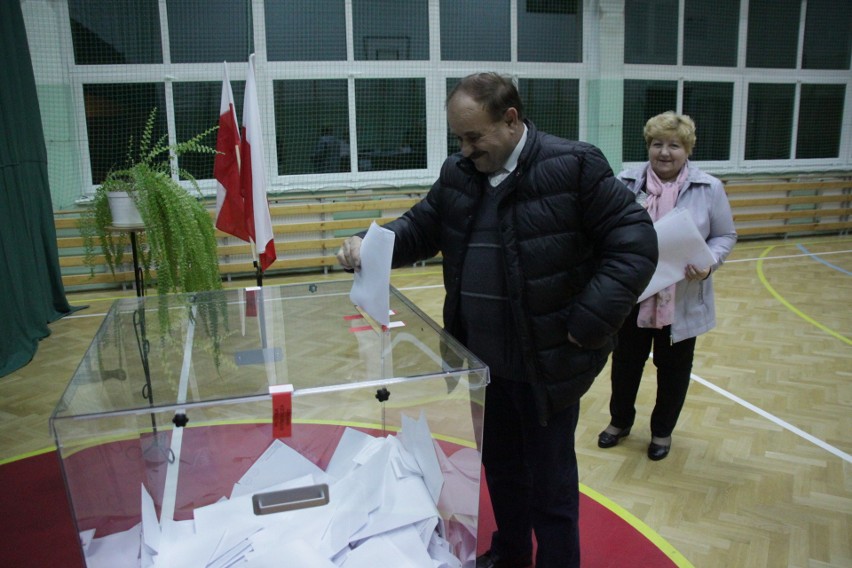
[638, 208, 716, 302]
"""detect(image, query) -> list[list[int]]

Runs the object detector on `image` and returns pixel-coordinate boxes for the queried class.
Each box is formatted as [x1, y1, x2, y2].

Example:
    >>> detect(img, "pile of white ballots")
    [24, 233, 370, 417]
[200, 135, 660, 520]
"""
[82, 412, 481, 567]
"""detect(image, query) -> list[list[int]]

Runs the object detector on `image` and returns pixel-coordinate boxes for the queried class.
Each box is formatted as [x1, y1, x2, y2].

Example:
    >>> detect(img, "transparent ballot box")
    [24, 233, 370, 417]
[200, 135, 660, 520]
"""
[51, 281, 489, 567]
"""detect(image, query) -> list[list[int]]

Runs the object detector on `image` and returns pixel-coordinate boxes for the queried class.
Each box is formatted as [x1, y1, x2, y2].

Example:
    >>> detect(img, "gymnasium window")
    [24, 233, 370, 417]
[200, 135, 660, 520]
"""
[624, 0, 678, 65]
[746, 0, 800, 69]
[745, 84, 795, 160]
[745, 82, 846, 161]
[682, 0, 739, 67]
[32, 0, 852, 202]
[440, 0, 510, 61]
[274, 80, 350, 176]
[518, 0, 583, 63]
[623, 0, 850, 169]
[81, 83, 166, 185]
[69, 0, 161, 65]
[266, 0, 346, 62]
[354, 1, 429, 61]
[796, 84, 846, 160]
[520, 79, 580, 142]
[802, 0, 852, 70]
[166, 0, 253, 64]
[355, 79, 427, 172]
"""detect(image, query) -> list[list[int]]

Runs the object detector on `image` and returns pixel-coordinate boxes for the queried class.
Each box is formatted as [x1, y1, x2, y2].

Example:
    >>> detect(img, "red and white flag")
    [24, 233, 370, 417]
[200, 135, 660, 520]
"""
[213, 62, 250, 242]
[240, 54, 276, 272]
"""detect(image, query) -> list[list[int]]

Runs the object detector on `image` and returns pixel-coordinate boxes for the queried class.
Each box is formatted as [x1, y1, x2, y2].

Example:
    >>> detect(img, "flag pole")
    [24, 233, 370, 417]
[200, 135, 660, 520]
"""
[234, 142, 264, 287]
[242, 53, 276, 287]
[253, 244, 262, 287]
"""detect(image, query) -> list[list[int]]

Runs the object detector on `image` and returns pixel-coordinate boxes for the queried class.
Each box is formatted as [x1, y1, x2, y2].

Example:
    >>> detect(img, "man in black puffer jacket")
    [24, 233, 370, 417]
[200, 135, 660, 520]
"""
[338, 73, 657, 568]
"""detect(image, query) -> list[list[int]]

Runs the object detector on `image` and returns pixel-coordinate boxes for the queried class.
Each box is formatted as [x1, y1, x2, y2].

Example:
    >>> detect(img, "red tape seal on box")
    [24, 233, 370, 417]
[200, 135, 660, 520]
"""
[270, 384, 294, 438]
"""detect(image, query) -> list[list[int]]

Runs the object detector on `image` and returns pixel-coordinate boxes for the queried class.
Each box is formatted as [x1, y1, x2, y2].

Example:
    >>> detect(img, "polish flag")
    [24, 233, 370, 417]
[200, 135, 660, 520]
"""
[240, 54, 276, 272]
[213, 62, 249, 242]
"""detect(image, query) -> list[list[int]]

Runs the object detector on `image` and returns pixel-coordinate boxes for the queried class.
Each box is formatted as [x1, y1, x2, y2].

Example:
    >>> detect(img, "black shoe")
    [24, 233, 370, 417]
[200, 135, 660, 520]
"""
[647, 441, 671, 461]
[597, 426, 631, 448]
[475, 550, 533, 568]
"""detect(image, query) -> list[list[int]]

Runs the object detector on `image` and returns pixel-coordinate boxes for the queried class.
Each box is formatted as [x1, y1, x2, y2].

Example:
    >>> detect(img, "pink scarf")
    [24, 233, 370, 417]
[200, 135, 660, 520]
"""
[637, 164, 688, 329]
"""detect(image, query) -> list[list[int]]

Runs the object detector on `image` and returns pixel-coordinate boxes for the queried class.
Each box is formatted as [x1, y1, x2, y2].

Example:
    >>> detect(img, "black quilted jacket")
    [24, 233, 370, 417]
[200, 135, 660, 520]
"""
[384, 121, 658, 419]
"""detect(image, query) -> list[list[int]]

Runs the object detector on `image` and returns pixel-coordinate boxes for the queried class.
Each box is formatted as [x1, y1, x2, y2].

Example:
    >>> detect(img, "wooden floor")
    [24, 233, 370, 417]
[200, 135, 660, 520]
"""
[2, 234, 850, 567]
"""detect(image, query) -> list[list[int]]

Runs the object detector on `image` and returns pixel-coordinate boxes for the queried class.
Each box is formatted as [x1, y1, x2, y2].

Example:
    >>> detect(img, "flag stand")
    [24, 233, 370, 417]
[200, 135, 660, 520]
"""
[233, 240, 281, 366]
[235, 284, 282, 365]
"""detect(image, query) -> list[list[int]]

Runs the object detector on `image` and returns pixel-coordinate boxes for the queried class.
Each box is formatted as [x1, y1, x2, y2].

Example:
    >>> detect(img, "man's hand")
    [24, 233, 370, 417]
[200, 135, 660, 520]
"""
[337, 236, 363, 272]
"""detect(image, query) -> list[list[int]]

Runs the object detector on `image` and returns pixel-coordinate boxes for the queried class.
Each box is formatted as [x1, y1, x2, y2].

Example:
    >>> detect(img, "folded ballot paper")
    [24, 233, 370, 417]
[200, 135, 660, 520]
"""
[349, 222, 395, 328]
[84, 413, 478, 568]
[638, 207, 716, 302]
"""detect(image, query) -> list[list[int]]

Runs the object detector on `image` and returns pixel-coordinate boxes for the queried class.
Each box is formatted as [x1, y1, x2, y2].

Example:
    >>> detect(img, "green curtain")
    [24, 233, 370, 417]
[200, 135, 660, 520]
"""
[0, 0, 80, 377]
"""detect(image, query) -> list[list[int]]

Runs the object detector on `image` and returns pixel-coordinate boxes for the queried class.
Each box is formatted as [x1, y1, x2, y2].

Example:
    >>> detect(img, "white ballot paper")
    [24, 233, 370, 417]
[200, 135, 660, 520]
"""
[350, 222, 395, 327]
[638, 208, 716, 302]
[86, 414, 472, 567]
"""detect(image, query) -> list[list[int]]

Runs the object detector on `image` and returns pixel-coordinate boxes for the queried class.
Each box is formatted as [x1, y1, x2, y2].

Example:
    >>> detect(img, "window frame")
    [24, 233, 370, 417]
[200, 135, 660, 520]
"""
[40, 0, 852, 200]
[622, 0, 851, 175]
[63, 0, 592, 196]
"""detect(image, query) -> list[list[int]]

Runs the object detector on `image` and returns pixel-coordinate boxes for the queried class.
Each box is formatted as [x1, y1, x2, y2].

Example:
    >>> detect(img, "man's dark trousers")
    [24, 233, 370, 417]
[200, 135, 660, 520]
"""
[481, 375, 581, 568]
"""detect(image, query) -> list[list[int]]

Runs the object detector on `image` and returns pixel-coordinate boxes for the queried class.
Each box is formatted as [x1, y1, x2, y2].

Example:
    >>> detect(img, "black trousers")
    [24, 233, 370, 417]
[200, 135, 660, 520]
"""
[481, 375, 580, 568]
[609, 305, 697, 438]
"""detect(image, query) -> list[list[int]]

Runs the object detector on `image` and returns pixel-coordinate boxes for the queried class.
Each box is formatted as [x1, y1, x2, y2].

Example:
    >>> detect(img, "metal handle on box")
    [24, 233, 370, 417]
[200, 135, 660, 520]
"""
[252, 483, 330, 515]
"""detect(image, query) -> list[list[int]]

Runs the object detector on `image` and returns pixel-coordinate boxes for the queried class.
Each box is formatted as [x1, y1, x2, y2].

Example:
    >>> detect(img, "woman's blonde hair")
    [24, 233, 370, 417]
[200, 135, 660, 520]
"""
[643, 111, 696, 155]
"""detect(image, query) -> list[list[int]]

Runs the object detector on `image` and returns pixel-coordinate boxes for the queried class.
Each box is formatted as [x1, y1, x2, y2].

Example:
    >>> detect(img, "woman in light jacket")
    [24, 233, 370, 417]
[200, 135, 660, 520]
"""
[597, 111, 737, 461]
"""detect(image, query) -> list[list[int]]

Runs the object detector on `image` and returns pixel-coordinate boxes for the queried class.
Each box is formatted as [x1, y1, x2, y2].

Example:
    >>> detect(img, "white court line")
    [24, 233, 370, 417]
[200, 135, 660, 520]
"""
[726, 248, 852, 264]
[691, 373, 852, 464]
[64, 311, 108, 319]
[397, 284, 444, 291]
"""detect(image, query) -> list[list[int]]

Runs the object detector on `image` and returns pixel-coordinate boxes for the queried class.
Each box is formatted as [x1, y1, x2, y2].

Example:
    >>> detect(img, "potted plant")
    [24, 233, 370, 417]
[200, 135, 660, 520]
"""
[79, 108, 228, 365]
[80, 108, 221, 296]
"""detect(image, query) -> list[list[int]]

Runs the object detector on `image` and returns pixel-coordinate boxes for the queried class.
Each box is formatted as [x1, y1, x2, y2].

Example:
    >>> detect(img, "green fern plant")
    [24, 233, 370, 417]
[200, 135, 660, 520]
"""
[80, 107, 221, 296]
[79, 108, 228, 365]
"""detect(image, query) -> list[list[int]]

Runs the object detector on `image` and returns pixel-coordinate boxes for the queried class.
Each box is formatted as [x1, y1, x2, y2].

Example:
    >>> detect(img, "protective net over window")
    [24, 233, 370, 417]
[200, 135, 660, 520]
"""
[20, 0, 851, 209]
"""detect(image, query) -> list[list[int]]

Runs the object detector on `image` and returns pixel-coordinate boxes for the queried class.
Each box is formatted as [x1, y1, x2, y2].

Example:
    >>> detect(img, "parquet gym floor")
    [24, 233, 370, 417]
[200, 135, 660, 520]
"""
[1, 234, 850, 568]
